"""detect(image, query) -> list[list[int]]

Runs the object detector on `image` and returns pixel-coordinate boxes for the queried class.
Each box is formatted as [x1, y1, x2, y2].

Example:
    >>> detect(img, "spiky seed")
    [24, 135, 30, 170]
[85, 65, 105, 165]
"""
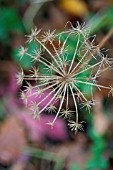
[16, 69, 24, 85]
[26, 27, 41, 43]
[68, 120, 85, 133]
[41, 30, 56, 43]
[46, 104, 57, 114]
[60, 109, 74, 119]
[80, 99, 96, 112]
[18, 46, 28, 59]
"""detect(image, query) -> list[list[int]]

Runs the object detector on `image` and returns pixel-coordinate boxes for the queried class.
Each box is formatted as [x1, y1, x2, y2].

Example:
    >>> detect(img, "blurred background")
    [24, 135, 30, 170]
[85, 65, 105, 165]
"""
[0, 0, 113, 169]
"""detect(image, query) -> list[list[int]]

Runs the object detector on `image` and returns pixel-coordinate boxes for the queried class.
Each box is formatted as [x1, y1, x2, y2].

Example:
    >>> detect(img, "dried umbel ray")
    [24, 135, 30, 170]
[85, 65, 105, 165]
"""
[17, 22, 113, 133]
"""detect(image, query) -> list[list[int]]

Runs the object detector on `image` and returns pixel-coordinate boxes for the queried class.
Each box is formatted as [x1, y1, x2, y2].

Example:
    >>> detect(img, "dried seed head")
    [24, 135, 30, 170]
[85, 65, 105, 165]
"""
[17, 22, 112, 133]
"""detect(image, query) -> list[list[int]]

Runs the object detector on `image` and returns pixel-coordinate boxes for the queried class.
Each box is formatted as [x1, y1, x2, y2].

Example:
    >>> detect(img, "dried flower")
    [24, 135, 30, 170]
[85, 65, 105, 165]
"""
[18, 22, 113, 133]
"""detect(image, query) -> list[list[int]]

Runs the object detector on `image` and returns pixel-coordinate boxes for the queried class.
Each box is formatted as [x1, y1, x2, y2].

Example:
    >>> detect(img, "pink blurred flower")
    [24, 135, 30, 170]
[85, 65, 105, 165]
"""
[20, 113, 68, 142]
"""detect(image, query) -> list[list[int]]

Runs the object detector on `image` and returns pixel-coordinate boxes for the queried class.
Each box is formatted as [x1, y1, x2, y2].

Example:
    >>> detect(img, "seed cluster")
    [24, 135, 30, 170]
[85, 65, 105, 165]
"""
[17, 22, 113, 133]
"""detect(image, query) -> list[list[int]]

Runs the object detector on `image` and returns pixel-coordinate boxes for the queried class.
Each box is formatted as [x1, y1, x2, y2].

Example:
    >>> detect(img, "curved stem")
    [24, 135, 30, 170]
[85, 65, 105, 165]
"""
[68, 33, 80, 74]
[52, 84, 67, 125]
[76, 80, 110, 90]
